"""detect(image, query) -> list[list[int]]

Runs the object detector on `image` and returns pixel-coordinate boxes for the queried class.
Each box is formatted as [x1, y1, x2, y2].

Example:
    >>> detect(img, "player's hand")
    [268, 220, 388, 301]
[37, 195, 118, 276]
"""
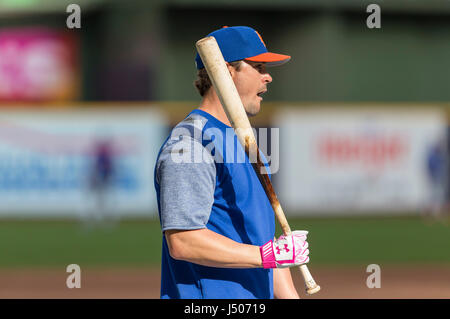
[260, 231, 310, 269]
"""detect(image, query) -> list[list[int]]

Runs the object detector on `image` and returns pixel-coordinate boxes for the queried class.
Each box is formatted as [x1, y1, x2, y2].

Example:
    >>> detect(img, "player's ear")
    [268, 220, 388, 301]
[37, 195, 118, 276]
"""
[226, 63, 236, 78]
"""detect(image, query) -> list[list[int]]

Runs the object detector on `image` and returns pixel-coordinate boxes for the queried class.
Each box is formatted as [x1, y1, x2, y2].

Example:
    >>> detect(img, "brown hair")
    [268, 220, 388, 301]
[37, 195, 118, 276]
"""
[194, 61, 242, 97]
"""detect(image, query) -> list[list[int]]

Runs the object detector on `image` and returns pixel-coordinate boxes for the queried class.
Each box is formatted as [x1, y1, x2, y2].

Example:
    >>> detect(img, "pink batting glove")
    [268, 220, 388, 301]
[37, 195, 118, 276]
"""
[259, 230, 310, 269]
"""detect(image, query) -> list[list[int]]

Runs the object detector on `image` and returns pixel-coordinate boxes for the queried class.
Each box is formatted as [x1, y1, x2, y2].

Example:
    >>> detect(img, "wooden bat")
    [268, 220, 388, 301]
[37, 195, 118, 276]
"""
[196, 36, 321, 295]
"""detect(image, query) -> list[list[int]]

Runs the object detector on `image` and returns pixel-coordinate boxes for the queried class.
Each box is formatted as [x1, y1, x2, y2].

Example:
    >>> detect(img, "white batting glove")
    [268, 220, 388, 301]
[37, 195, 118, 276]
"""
[259, 231, 310, 269]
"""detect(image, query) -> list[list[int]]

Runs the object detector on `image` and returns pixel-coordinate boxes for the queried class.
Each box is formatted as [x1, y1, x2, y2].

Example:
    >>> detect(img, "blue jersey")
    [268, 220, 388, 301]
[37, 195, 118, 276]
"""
[154, 109, 275, 299]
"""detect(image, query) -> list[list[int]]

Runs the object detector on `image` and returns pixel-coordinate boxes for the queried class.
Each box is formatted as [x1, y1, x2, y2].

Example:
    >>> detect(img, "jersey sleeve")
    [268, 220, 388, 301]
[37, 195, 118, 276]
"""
[156, 135, 216, 232]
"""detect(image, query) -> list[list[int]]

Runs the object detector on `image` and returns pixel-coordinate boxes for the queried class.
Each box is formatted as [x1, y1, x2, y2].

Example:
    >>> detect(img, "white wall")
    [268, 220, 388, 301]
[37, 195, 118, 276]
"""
[0, 107, 168, 218]
[274, 106, 448, 216]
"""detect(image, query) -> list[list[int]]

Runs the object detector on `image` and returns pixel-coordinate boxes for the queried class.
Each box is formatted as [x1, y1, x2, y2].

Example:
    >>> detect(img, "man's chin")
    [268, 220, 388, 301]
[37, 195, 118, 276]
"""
[245, 103, 261, 117]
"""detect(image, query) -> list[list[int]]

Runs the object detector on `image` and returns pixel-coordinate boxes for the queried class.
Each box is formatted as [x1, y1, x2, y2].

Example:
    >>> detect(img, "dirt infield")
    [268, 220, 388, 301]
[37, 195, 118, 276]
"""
[0, 265, 448, 299]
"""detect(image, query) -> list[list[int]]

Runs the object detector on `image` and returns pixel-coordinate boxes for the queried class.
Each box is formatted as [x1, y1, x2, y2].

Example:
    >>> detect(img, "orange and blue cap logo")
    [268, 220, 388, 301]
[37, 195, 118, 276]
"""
[254, 30, 266, 48]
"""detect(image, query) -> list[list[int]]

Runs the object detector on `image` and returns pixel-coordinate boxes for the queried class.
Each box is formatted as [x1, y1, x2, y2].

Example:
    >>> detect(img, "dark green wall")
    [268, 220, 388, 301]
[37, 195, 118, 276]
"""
[1, 1, 450, 102]
[159, 6, 450, 102]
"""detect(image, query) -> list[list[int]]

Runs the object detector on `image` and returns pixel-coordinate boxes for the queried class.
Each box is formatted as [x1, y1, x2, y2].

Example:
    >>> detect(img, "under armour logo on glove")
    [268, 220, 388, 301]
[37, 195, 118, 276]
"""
[259, 231, 310, 269]
[275, 244, 290, 255]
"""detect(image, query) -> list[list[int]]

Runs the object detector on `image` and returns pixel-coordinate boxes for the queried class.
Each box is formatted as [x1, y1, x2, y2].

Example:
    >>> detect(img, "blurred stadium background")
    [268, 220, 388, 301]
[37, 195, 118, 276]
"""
[0, 0, 449, 298]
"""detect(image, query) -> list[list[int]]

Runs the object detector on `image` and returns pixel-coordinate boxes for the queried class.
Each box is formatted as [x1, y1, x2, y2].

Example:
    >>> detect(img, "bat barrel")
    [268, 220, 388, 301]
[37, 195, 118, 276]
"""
[196, 37, 255, 143]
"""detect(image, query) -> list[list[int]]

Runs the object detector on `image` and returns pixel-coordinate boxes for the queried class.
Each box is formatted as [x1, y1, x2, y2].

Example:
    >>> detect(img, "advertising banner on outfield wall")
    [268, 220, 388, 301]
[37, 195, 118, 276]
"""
[0, 108, 167, 218]
[274, 107, 448, 215]
[0, 28, 80, 102]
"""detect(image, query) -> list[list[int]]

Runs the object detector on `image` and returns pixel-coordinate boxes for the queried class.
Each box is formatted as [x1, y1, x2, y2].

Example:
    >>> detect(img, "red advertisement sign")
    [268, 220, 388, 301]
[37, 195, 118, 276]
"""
[0, 27, 79, 102]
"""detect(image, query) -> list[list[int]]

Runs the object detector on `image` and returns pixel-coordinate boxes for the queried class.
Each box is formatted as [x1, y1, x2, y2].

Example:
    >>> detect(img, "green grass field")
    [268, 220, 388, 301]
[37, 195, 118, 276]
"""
[0, 215, 448, 268]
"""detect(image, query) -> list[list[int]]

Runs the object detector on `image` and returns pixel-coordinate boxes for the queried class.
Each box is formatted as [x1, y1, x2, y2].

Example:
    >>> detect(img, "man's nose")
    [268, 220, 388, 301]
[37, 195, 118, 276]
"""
[262, 73, 272, 84]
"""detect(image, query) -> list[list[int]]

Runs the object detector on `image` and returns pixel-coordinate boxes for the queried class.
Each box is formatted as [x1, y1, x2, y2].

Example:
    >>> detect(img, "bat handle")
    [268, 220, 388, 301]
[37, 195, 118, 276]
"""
[299, 264, 321, 295]
[277, 214, 321, 295]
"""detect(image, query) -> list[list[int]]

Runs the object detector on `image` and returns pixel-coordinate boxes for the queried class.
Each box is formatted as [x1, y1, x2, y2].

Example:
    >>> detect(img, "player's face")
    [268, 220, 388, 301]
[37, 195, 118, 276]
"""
[231, 61, 272, 116]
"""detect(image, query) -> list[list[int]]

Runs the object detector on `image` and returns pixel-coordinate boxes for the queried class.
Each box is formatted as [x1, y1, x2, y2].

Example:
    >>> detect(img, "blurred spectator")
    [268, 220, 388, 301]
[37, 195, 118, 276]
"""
[423, 139, 448, 218]
[85, 138, 116, 227]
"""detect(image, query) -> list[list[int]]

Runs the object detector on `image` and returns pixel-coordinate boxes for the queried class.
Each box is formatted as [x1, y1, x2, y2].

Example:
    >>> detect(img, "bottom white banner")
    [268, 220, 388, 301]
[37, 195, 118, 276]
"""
[274, 106, 448, 215]
[0, 107, 168, 218]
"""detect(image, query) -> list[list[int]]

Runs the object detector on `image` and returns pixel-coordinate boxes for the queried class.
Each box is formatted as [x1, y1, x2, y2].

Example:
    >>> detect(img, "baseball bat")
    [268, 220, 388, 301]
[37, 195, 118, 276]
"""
[196, 36, 321, 295]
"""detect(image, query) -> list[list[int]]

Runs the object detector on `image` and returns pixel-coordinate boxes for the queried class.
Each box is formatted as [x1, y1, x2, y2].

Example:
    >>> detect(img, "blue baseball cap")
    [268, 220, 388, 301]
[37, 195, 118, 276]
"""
[195, 26, 291, 69]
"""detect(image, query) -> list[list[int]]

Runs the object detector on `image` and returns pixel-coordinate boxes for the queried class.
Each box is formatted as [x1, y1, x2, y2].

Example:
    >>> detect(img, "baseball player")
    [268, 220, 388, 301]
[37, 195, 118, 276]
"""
[154, 26, 311, 299]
